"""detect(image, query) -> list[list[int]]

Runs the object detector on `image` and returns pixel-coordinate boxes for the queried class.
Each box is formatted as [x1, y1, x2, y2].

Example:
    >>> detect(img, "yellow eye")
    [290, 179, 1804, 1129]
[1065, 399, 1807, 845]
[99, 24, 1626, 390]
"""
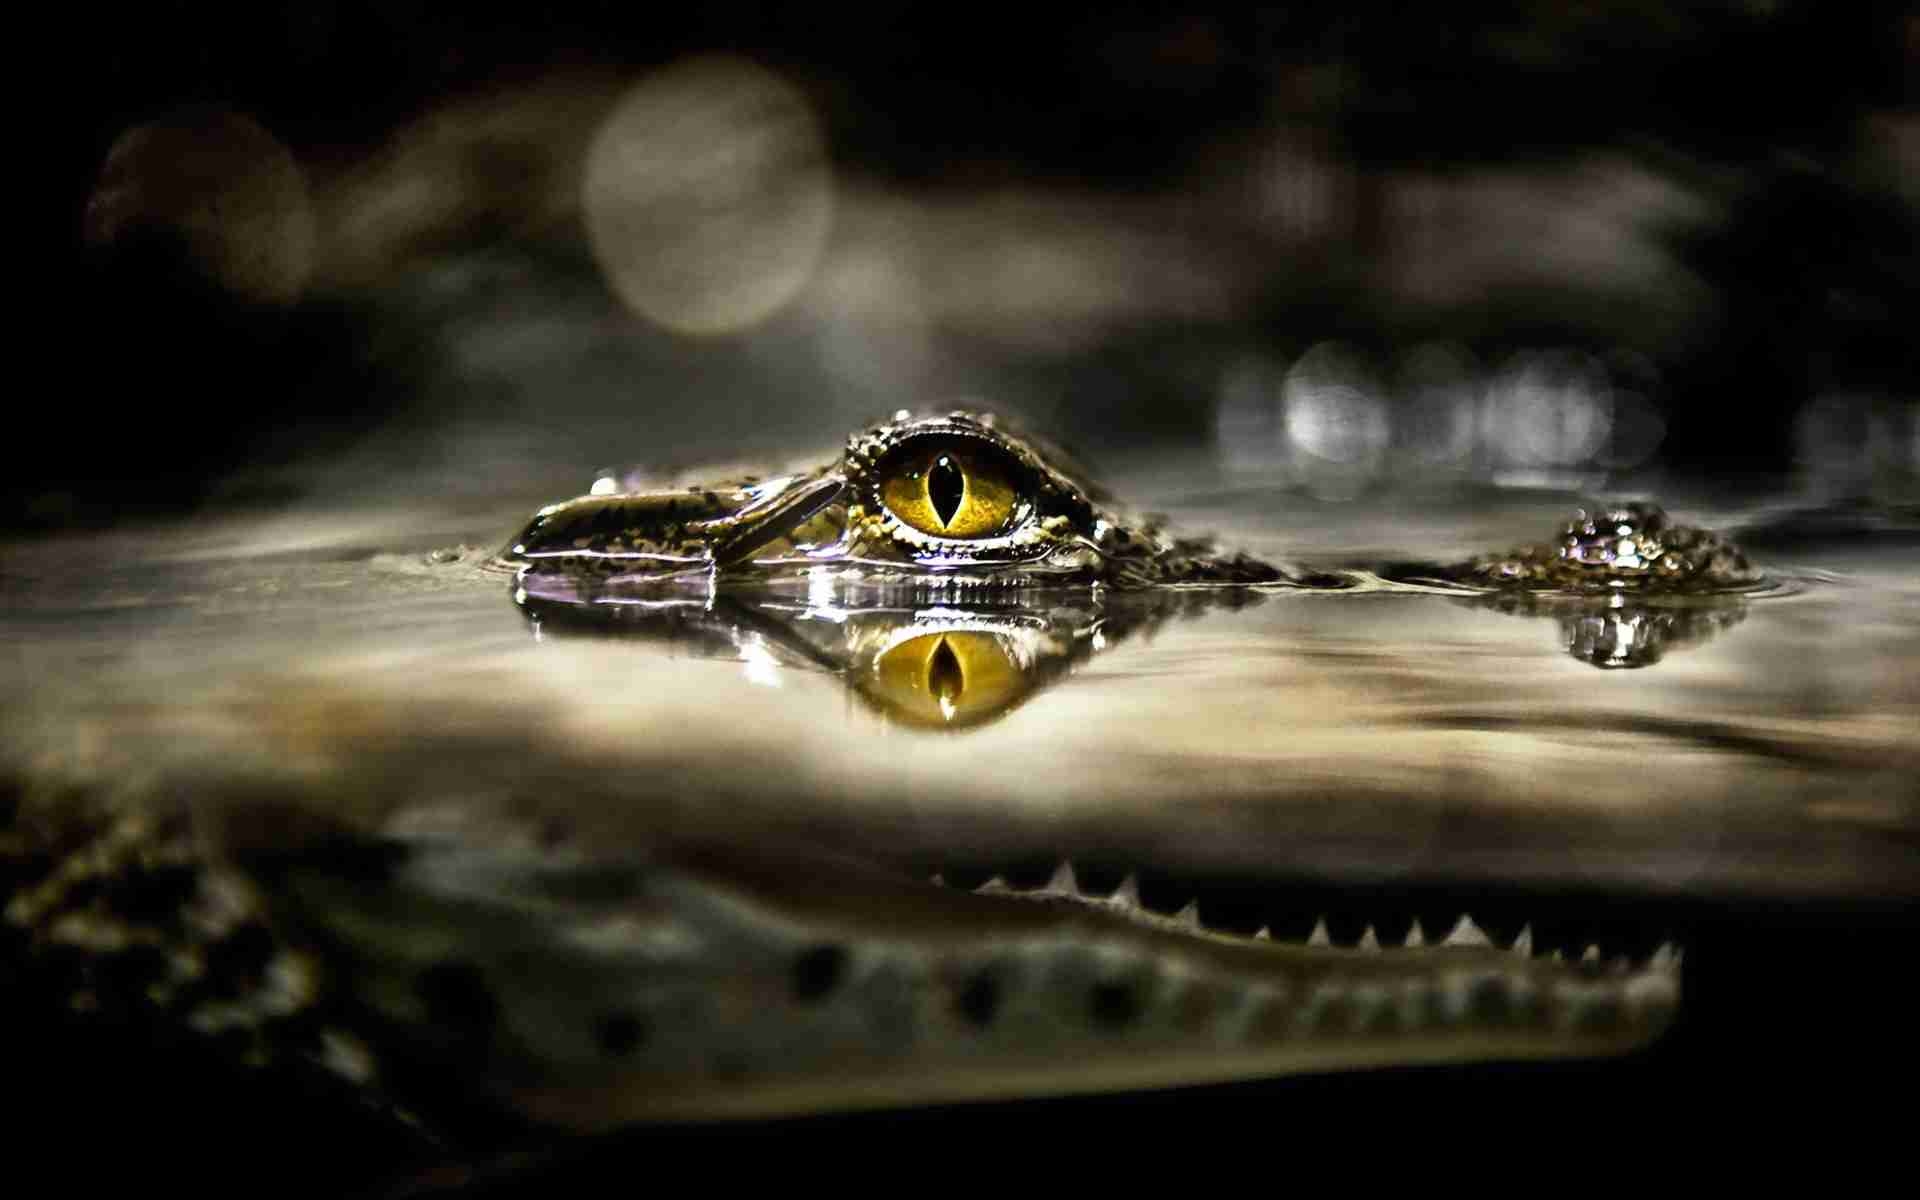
[864, 631, 1031, 728]
[877, 439, 1021, 539]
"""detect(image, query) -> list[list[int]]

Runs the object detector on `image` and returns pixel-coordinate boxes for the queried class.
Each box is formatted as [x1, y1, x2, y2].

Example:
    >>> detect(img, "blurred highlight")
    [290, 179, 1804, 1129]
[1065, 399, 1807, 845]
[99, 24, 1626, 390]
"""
[582, 56, 833, 336]
[1219, 341, 1672, 494]
[85, 106, 315, 306]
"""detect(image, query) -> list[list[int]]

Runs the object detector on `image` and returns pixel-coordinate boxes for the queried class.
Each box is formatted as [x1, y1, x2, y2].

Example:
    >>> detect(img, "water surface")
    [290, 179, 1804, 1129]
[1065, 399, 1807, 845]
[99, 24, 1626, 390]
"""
[4, 479, 1915, 1180]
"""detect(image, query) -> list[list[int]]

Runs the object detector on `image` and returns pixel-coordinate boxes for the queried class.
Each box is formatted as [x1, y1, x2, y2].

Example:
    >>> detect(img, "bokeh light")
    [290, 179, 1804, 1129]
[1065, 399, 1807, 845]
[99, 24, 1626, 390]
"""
[1796, 392, 1920, 497]
[1217, 341, 1686, 492]
[1285, 343, 1390, 462]
[582, 56, 833, 336]
[1481, 349, 1612, 482]
[84, 106, 315, 306]
[1596, 350, 1667, 470]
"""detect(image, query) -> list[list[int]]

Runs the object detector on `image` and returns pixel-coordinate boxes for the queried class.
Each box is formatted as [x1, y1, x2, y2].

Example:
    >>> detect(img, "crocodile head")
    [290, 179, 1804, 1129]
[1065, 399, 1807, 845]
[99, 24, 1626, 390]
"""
[1393, 502, 1765, 595]
[500, 411, 1289, 591]
[5, 430, 1740, 1158]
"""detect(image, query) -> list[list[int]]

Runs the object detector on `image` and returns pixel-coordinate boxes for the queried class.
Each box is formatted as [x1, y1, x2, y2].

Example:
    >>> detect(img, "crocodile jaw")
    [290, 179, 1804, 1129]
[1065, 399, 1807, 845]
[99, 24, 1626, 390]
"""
[297, 843, 1681, 1128]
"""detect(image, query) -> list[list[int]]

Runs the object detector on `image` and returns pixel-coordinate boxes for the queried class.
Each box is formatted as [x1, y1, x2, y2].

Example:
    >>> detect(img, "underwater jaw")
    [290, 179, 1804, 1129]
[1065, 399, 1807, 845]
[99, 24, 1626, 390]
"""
[264, 838, 1683, 1128]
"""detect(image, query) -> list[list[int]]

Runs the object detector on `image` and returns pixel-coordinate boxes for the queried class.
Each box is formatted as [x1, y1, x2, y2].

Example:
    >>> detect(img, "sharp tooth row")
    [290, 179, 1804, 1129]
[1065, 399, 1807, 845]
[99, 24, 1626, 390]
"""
[1443, 914, 1492, 948]
[1047, 861, 1077, 893]
[935, 862, 1680, 972]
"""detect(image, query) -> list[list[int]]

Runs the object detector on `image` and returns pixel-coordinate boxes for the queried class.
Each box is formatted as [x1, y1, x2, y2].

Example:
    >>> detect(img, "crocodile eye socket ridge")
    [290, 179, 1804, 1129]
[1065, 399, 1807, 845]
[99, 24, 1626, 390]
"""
[877, 435, 1023, 539]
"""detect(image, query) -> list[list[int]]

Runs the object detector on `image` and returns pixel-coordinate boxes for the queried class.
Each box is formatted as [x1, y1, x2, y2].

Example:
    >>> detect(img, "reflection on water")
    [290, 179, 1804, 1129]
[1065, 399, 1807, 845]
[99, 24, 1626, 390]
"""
[3, 486, 1917, 1175]
[1470, 592, 1748, 671]
[517, 585, 1271, 731]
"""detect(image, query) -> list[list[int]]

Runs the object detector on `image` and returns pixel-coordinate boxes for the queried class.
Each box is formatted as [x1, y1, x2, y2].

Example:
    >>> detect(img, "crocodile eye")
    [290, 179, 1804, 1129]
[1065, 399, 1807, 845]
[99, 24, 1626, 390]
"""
[877, 436, 1023, 539]
[867, 631, 1029, 728]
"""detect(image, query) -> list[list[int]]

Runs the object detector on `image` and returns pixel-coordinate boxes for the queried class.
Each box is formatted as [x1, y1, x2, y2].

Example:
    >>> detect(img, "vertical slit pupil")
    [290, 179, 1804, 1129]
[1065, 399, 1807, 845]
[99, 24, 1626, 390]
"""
[927, 456, 966, 528]
[927, 636, 965, 704]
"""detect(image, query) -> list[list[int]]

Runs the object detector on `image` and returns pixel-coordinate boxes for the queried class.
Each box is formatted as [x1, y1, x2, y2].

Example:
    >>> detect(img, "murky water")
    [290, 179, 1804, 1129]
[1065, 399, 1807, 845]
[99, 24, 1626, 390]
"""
[7, 483, 1911, 891]
[4, 479, 1916, 1180]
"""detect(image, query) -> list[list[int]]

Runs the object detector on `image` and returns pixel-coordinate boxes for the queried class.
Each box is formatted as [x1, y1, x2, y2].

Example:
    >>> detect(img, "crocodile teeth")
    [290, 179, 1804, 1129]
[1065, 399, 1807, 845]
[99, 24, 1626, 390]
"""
[946, 866, 1686, 978]
[1044, 861, 1079, 896]
[1443, 915, 1492, 948]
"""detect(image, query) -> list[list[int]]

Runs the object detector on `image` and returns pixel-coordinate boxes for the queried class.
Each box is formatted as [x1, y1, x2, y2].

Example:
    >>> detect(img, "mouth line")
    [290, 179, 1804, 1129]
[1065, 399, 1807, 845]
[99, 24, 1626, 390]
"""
[924, 859, 1687, 973]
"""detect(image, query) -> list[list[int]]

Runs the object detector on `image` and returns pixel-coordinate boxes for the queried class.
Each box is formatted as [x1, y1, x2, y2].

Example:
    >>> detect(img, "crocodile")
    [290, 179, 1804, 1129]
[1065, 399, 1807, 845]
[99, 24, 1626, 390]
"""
[499, 410, 1295, 592]
[2, 796, 1681, 1133]
[1370, 499, 1761, 667]
[1388, 501, 1765, 596]
[3, 413, 1750, 1174]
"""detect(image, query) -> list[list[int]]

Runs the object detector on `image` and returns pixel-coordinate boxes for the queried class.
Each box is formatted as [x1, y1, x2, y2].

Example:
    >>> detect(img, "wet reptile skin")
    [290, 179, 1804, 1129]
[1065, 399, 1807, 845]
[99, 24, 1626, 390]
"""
[500, 410, 1290, 589]
[6, 416, 1777, 1148]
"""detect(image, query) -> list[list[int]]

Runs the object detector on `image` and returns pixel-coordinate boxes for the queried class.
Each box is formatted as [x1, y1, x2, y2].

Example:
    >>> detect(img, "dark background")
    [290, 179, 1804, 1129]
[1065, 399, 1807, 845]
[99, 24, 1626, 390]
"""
[39, 1, 1920, 527]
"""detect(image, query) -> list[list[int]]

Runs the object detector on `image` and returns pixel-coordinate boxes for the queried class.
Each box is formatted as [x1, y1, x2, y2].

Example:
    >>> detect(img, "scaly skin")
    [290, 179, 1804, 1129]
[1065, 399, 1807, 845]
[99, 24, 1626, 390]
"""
[2, 807, 1679, 1131]
[1448, 502, 1762, 594]
[499, 411, 1289, 590]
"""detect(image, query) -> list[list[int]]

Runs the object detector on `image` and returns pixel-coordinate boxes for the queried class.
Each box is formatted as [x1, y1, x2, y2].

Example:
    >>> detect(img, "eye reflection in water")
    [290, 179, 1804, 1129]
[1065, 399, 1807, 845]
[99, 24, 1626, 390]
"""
[513, 584, 1267, 730]
[871, 630, 1028, 728]
[1470, 591, 1750, 670]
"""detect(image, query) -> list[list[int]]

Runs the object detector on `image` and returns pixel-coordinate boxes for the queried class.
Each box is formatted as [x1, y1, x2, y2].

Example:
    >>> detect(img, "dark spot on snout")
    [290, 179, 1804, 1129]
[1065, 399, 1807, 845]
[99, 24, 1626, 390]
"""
[1090, 980, 1142, 1029]
[97, 943, 170, 1000]
[417, 962, 498, 1044]
[107, 863, 200, 922]
[957, 969, 1001, 1027]
[1566, 993, 1625, 1032]
[203, 923, 276, 995]
[595, 1010, 648, 1057]
[791, 945, 848, 1003]
[1465, 973, 1513, 1023]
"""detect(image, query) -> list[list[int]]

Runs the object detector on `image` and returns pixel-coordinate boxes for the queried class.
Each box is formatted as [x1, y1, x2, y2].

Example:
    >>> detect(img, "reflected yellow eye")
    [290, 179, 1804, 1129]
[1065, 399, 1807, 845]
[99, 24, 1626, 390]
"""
[877, 439, 1021, 539]
[864, 631, 1031, 728]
